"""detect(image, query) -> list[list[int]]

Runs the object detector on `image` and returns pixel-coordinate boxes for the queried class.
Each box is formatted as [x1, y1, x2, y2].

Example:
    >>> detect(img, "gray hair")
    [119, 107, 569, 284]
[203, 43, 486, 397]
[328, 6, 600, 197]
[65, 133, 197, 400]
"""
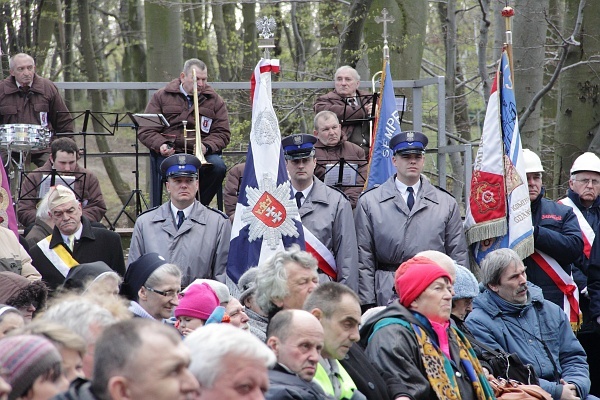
[334, 65, 360, 81]
[255, 245, 317, 315]
[91, 319, 181, 400]
[183, 58, 207, 75]
[303, 282, 359, 319]
[314, 110, 339, 131]
[40, 298, 116, 344]
[185, 324, 275, 389]
[480, 248, 524, 287]
[36, 190, 52, 220]
[145, 263, 182, 289]
[9, 53, 34, 70]
[266, 309, 294, 342]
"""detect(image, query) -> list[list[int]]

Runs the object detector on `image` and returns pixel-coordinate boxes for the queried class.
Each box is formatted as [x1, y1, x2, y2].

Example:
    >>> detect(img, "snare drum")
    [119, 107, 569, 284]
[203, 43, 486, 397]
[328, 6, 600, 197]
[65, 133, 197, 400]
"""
[0, 124, 51, 150]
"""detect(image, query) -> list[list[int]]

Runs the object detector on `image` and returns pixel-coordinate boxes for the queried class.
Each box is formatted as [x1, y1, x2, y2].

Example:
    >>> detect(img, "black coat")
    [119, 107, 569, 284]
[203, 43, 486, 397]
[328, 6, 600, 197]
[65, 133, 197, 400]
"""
[265, 364, 328, 400]
[339, 344, 391, 400]
[30, 217, 125, 290]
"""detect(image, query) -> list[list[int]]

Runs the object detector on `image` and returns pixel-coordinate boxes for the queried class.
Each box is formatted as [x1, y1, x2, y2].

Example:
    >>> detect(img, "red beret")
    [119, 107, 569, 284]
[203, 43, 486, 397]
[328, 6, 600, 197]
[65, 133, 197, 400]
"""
[396, 259, 452, 307]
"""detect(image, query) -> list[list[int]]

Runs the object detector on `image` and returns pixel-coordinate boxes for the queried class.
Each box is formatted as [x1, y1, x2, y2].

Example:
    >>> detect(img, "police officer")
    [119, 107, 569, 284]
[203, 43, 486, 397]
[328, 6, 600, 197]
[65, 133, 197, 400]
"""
[282, 134, 358, 291]
[128, 154, 231, 287]
[354, 131, 468, 308]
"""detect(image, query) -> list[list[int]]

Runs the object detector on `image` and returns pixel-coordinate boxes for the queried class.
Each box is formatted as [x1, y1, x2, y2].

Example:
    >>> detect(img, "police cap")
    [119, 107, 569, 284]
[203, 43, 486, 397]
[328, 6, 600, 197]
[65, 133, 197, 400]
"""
[389, 131, 428, 155]
[281, 134, 317, 160]
[160, 154, 202, 178]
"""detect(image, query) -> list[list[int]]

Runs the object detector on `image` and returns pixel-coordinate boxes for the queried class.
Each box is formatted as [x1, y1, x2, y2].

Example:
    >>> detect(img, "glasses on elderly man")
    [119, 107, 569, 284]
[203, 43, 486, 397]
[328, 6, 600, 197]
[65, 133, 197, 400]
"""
[574, 178, 600, 187]
[144, 286, 181, 298]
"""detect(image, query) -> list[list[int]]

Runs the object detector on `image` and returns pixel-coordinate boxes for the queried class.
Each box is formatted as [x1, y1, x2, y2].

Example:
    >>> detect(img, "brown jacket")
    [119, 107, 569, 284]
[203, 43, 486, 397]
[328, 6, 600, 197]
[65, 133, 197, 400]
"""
[138, 79, 230, 154]
[314, 139, 367, 208]
[17, 159, 107, 227]
[224, 163, 245, 217]
[313, 89, 373, 150]
[0, 75, 74, 153]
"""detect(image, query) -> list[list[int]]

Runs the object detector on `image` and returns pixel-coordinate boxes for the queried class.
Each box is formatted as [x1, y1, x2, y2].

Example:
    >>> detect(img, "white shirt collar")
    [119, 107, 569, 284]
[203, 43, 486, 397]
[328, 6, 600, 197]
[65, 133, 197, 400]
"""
[61, 223, 83, 244]
[170, 202, 194, 221]
[395, 178, 420, 196]
[292, 181, 314, 202]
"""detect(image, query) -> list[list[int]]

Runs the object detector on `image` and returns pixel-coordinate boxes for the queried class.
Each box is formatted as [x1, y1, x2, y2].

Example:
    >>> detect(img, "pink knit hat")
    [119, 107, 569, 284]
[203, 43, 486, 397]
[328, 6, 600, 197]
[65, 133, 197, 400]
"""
[396, 259, 451, 307]
[174, 283, 220, 321]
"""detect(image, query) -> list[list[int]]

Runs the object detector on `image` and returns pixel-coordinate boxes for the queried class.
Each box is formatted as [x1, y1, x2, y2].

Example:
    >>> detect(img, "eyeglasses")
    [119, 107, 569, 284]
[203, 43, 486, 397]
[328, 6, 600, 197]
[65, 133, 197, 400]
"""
[575, 178, 600, 187]
[144, 286, 181, 298]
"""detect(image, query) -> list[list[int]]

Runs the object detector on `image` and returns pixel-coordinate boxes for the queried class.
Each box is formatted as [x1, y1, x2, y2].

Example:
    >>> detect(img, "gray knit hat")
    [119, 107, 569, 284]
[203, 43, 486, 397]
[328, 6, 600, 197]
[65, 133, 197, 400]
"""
[0, 335, 62, 400]
[238, 267, 259, 305]
[453, 264, 479, 300]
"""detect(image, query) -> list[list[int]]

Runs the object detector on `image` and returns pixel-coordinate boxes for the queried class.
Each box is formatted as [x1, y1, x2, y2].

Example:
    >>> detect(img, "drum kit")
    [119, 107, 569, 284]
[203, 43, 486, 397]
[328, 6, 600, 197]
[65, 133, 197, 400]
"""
[1, 123, 51, 195]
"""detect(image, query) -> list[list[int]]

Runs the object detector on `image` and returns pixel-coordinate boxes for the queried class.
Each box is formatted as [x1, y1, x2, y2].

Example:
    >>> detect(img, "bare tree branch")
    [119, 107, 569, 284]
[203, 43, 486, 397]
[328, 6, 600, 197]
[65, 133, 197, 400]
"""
[519, 0, 586, 130]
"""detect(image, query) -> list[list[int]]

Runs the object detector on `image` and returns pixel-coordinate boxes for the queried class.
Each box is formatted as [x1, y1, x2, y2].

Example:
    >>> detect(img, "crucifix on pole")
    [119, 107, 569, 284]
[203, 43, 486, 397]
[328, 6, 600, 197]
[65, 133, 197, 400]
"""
[375, 8, 395, 60]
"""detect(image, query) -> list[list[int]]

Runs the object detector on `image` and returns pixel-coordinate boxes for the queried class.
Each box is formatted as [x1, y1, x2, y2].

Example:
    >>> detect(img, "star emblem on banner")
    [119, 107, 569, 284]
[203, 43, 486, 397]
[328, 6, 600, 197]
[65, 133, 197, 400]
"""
[242, 173, 300, 249]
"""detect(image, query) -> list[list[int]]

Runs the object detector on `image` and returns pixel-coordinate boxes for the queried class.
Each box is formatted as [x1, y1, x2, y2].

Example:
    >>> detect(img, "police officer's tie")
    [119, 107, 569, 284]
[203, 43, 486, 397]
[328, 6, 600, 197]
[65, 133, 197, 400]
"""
[176, 210, 185, 229]
[407, 187, 415, 211]
[295, 192, 304, 210]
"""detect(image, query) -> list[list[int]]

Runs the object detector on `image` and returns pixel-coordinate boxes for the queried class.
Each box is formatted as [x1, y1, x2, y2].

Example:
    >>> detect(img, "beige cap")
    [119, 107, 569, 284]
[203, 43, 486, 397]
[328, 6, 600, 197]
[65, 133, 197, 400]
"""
[48, 185, 77, 210]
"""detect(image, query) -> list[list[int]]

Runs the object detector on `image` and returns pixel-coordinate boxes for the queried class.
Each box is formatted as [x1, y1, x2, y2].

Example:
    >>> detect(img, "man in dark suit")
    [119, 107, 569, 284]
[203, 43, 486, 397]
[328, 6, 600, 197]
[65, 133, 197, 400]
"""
[29, 185, 125, 290]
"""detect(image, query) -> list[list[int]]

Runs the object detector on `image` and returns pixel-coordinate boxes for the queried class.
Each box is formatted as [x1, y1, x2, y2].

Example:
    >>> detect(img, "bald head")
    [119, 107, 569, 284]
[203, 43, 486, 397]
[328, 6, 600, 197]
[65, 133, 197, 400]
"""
[267, 310, 324, 381]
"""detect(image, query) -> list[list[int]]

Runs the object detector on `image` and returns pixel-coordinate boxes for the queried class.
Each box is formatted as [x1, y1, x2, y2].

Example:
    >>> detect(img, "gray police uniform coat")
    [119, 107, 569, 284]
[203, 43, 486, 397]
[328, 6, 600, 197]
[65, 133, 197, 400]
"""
[299, 178, 358, 291]
[355, 175, 468, 305]
[128, 201, 231, 287]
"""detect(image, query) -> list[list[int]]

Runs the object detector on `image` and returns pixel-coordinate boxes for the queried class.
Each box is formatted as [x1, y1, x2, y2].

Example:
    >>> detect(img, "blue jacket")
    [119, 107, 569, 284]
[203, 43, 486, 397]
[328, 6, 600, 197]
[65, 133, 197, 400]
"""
[524, 190, 583, 307]
[465, 284, 590, 399]
[566, 189, 600, 325]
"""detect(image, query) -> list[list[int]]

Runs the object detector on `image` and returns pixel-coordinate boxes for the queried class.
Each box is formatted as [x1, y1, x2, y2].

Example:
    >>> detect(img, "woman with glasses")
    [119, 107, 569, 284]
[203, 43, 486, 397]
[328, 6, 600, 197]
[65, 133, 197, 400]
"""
[120, 253, 182, 321]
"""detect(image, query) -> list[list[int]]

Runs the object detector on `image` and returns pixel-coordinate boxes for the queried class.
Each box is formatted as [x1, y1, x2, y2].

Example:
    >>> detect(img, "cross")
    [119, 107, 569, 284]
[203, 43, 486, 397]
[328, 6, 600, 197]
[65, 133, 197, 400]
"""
[375, 8, 395, 45]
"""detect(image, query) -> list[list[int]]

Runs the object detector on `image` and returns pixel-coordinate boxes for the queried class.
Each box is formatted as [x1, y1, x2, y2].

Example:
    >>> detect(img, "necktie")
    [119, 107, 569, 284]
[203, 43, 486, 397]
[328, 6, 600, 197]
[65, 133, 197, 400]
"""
[407, 187, 415, 211]
[20, 85, 30, 93]
[67, 234, 75, 251]
[348, 97, 356, 107]
[176, 210, 185, 229]
[295, 192, 304, 209]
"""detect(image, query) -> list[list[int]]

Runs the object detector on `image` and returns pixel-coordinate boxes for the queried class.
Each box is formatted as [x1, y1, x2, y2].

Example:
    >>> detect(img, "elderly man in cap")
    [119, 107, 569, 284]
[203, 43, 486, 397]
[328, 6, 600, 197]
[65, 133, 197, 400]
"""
[128, 153, 230, 287]
[521, 149, 583, 322]
[29, 185, 125, 290]
[282, 133, 358, 290]
[237, 267, 269, 341]
[562, 152, 600, 393]
[355, 131, 468, 308]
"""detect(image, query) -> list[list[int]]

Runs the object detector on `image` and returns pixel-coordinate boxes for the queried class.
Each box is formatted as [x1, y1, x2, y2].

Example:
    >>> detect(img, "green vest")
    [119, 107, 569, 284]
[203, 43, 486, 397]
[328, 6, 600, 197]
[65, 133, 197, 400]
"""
[313, 358, 357, 399]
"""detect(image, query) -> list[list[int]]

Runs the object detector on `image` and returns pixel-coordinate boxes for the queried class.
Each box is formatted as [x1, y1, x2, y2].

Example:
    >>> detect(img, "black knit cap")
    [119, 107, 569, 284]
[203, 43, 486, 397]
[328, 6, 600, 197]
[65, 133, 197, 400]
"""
[120, 253, 168, 301]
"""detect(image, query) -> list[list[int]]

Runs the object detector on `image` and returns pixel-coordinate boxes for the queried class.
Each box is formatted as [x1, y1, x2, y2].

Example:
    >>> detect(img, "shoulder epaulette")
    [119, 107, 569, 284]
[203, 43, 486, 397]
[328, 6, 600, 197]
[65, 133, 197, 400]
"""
[359, 184, 380, 198]
[434, 185, 456, 198]
[328, 185, 350, 201]
[206, 206, 229, 219]
[137, 206, 159, 217]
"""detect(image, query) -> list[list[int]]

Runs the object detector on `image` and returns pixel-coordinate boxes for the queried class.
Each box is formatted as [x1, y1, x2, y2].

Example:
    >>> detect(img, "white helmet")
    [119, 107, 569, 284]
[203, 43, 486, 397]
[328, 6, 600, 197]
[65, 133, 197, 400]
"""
[522, 149, 544, 173]
[570, 152, 600, 175]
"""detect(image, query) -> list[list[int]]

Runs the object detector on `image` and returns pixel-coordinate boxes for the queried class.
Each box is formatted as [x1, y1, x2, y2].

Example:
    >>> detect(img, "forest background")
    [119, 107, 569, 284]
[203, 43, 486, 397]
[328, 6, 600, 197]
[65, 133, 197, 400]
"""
[1, 0, 598, 226]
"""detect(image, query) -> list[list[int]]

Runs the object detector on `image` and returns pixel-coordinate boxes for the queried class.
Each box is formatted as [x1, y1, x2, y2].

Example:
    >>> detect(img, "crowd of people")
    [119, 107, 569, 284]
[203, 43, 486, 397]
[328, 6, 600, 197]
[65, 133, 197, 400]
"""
[1, 52, 600, 400]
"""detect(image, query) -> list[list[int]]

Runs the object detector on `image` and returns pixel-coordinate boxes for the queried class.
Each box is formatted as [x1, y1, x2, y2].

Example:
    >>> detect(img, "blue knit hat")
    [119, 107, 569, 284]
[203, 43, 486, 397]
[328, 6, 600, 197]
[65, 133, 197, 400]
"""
[453, 264, 479, 300]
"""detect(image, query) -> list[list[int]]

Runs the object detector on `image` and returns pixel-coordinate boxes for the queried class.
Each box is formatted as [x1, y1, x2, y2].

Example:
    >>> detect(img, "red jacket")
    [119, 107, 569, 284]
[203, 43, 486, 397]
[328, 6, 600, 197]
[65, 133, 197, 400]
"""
[138, 79, 230, 154]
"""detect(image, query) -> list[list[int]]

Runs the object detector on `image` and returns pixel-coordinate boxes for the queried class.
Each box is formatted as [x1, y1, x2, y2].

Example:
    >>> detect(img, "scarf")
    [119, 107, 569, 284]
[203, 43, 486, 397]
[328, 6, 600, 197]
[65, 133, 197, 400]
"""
[370, 317, 495, 400]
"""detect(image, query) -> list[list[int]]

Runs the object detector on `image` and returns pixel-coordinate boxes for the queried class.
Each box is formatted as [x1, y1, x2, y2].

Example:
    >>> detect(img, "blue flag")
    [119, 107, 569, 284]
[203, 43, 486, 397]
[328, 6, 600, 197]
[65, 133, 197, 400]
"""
[227, 59, 305, 284]
[365, 60, 400, 189]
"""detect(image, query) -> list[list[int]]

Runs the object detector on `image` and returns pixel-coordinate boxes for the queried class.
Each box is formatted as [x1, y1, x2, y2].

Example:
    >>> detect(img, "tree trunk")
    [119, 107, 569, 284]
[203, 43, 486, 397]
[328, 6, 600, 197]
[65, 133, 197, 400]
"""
[513, 0, 549, 151]
[78, 0, 131, 206]
[120, 0, 147, 112]
[554, 0, 600, 191]
[339, 0, 374, 69]
[144, 1, 182, 81]
[36, 0, 57, 70]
